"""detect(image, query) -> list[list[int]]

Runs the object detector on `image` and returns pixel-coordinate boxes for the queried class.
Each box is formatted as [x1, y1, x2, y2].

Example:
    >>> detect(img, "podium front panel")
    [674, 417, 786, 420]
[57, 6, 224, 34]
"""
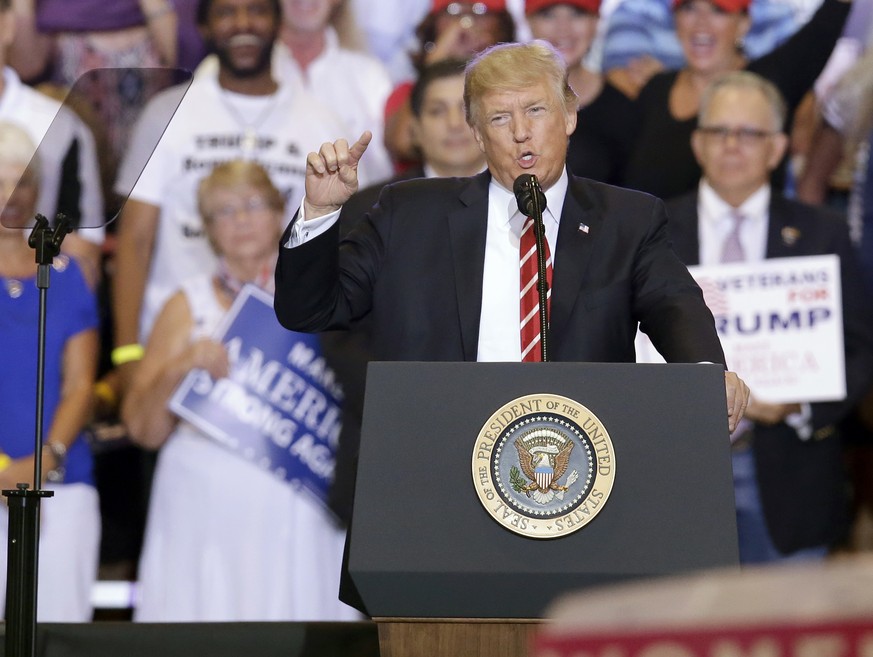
[350, 362, 738, 618]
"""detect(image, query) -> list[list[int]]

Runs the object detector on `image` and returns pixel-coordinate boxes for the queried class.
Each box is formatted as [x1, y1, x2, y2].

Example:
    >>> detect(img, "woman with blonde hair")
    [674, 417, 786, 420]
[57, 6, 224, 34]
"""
[124, 159, 355, 621]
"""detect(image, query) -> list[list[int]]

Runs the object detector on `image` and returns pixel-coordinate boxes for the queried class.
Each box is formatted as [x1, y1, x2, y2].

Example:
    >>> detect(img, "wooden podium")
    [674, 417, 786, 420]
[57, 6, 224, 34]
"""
[374, 618, 539, 657]
[348, 362, 739, 657]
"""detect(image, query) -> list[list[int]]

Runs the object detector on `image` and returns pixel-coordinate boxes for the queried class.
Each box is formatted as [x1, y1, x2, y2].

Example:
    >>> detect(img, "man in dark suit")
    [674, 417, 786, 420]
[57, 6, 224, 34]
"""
[275, 40, 749, 430]
[665, 71, 873, 562]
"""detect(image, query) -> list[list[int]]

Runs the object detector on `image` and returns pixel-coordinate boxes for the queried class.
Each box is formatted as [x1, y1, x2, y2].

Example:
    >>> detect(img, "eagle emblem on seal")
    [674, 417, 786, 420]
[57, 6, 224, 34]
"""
[513, 428, 579, 505]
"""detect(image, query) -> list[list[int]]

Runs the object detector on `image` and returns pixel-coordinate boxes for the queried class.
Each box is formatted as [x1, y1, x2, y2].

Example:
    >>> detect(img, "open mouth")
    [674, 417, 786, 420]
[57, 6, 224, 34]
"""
[517, 152, 538, 169]
[228, 34, 265, 49]
[687, 32, 717, 57]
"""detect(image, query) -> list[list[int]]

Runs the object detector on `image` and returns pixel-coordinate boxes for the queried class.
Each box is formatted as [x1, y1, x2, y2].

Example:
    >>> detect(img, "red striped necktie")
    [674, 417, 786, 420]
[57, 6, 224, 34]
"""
[519, 216, 552, 362]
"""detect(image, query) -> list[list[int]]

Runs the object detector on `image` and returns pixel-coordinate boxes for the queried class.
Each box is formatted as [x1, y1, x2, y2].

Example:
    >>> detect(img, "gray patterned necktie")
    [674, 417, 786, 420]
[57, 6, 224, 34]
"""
[720, 210, 747, 263]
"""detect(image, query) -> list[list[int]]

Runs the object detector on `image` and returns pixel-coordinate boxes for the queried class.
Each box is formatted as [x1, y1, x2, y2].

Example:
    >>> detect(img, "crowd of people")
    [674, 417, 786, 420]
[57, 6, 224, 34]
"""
[0, 0, 871, 624]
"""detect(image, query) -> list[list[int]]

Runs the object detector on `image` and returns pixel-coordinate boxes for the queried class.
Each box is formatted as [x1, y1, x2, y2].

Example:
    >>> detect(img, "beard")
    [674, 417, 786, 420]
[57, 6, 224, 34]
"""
[208, 34, 275, 79]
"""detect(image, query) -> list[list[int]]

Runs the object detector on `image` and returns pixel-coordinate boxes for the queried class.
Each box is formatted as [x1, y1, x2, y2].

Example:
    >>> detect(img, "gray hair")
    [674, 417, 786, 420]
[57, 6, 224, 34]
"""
[698, 71, 787, 133]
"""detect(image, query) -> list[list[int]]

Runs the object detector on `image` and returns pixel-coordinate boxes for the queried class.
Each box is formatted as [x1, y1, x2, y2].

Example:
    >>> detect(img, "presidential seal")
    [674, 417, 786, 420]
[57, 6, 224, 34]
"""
[472, 394, 615, 539]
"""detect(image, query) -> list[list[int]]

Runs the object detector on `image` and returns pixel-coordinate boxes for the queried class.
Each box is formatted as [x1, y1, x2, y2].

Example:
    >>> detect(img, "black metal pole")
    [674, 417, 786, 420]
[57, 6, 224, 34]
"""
[3, 486, 52, 657]
[2, 214, 69, 657]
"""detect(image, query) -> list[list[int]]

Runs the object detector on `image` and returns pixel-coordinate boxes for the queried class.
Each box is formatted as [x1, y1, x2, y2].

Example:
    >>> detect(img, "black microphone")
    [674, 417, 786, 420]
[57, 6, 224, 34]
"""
[513, 174, 547, 217]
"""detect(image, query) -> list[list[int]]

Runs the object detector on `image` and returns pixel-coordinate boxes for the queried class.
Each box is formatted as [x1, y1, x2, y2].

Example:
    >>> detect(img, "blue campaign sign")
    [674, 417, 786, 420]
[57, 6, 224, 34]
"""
[169, 284, 342, 509]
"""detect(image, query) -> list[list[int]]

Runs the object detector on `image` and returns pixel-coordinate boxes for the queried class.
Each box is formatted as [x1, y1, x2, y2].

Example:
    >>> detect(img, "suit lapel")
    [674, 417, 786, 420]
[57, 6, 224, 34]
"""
[550, 177, 600, 349]
[766, 196, 804, 258]
[447, 172, 490, 361]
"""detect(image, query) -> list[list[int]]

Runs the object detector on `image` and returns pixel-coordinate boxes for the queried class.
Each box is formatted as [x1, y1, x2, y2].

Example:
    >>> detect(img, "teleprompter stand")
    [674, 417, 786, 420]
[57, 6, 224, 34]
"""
[2, 214, 71, 657]
[349, 361, 740, 657]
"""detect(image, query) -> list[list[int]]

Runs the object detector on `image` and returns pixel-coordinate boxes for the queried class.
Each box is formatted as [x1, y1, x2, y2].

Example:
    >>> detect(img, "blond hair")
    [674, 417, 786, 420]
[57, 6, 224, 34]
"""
[197, 160, 285, 224]
[464, 40, 577, 128]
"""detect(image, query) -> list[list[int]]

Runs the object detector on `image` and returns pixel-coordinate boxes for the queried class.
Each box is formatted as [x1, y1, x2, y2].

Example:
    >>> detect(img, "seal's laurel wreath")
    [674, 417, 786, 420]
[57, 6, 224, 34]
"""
[472, 393, 616, 539]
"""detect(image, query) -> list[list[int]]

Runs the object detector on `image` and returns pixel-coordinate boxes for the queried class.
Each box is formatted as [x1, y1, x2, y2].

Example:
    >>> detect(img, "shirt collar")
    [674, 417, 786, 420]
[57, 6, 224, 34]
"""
[490, 167, 568, 227]
[699, 179, 771, 225]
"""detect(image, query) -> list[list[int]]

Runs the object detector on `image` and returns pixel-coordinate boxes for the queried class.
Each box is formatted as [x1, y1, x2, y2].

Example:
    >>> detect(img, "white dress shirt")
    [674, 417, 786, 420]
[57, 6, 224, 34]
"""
[698, 180, 770, 266]
[477, 171, 567, 361]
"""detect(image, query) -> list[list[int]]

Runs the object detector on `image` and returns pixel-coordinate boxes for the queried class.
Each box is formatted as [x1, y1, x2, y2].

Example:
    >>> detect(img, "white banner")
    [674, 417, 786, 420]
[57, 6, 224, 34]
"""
[636, 255, 845, 403]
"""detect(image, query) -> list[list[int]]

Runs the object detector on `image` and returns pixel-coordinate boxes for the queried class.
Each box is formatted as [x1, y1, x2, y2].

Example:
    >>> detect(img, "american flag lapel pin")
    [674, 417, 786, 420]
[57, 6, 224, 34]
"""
[781, 226, 800, 246]
[578, 222, 590, 234]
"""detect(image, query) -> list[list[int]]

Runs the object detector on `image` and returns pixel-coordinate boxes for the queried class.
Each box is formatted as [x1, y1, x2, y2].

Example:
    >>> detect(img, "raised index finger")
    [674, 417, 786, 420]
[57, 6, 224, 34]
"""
[348, 131, 373, 164]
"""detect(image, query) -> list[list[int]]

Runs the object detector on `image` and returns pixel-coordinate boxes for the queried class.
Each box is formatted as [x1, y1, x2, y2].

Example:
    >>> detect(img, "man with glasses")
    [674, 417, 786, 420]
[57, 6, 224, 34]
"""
[665, 70, 873, 563]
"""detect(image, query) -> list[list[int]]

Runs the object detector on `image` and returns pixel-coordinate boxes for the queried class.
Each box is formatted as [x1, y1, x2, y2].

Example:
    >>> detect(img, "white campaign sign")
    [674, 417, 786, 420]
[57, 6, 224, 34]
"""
[636, 255, 845, 403]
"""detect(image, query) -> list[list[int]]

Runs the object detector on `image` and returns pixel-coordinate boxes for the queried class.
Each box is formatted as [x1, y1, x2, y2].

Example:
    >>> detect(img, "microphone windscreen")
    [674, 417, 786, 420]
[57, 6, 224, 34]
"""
[513, 174, 547, 216]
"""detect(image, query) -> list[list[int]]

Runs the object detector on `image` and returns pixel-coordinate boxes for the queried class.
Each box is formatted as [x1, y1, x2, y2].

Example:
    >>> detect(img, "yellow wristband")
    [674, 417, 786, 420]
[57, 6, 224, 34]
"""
[111, 343, 145, 367]
[0, 454, 11, 472]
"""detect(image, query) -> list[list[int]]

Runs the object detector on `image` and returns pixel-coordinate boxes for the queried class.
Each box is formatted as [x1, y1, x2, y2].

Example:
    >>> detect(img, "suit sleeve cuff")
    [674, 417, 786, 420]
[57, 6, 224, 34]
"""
[283, 202, 341, 248]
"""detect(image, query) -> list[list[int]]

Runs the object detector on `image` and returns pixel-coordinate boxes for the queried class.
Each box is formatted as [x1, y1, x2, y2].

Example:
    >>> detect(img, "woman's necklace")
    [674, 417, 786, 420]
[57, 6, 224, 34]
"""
[215, 256, 277, 300]
[218, 89, 281, 155]
[1, 254, 69, 299]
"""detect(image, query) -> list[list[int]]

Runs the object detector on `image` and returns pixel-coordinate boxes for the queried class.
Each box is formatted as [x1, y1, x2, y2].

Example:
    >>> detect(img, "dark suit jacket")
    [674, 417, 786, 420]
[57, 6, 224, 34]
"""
[666, 191, 873, 553]
[276, 171, 725, 366]
[338, 167, 425, 237]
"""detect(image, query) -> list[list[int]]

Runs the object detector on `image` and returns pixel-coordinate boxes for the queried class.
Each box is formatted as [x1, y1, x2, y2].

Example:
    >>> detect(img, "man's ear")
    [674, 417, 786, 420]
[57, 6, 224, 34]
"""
[472, 124, 486, 153]
[690, 129, 705, 166]
[767, 132, 789, 171]
[564, 107, 577, 137]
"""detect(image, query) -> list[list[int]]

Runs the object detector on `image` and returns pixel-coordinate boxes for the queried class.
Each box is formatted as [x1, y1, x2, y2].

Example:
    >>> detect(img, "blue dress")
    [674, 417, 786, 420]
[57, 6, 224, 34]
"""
[0, 254, 101, 621]
[0, 255, 98, 483]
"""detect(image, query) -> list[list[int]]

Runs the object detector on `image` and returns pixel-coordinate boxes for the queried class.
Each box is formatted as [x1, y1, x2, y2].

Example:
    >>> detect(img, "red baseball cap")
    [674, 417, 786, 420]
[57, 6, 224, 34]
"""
[525, 0, 602, 15]
[431, 0, 508, 14]
[673, 0, 751, 12]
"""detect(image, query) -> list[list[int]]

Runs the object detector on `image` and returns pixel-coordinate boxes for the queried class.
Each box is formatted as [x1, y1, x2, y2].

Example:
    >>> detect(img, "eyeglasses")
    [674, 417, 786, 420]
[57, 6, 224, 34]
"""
[697, 125, 777, 145]
[209, 196, 272, 222]
[445, 2, 489, 16]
